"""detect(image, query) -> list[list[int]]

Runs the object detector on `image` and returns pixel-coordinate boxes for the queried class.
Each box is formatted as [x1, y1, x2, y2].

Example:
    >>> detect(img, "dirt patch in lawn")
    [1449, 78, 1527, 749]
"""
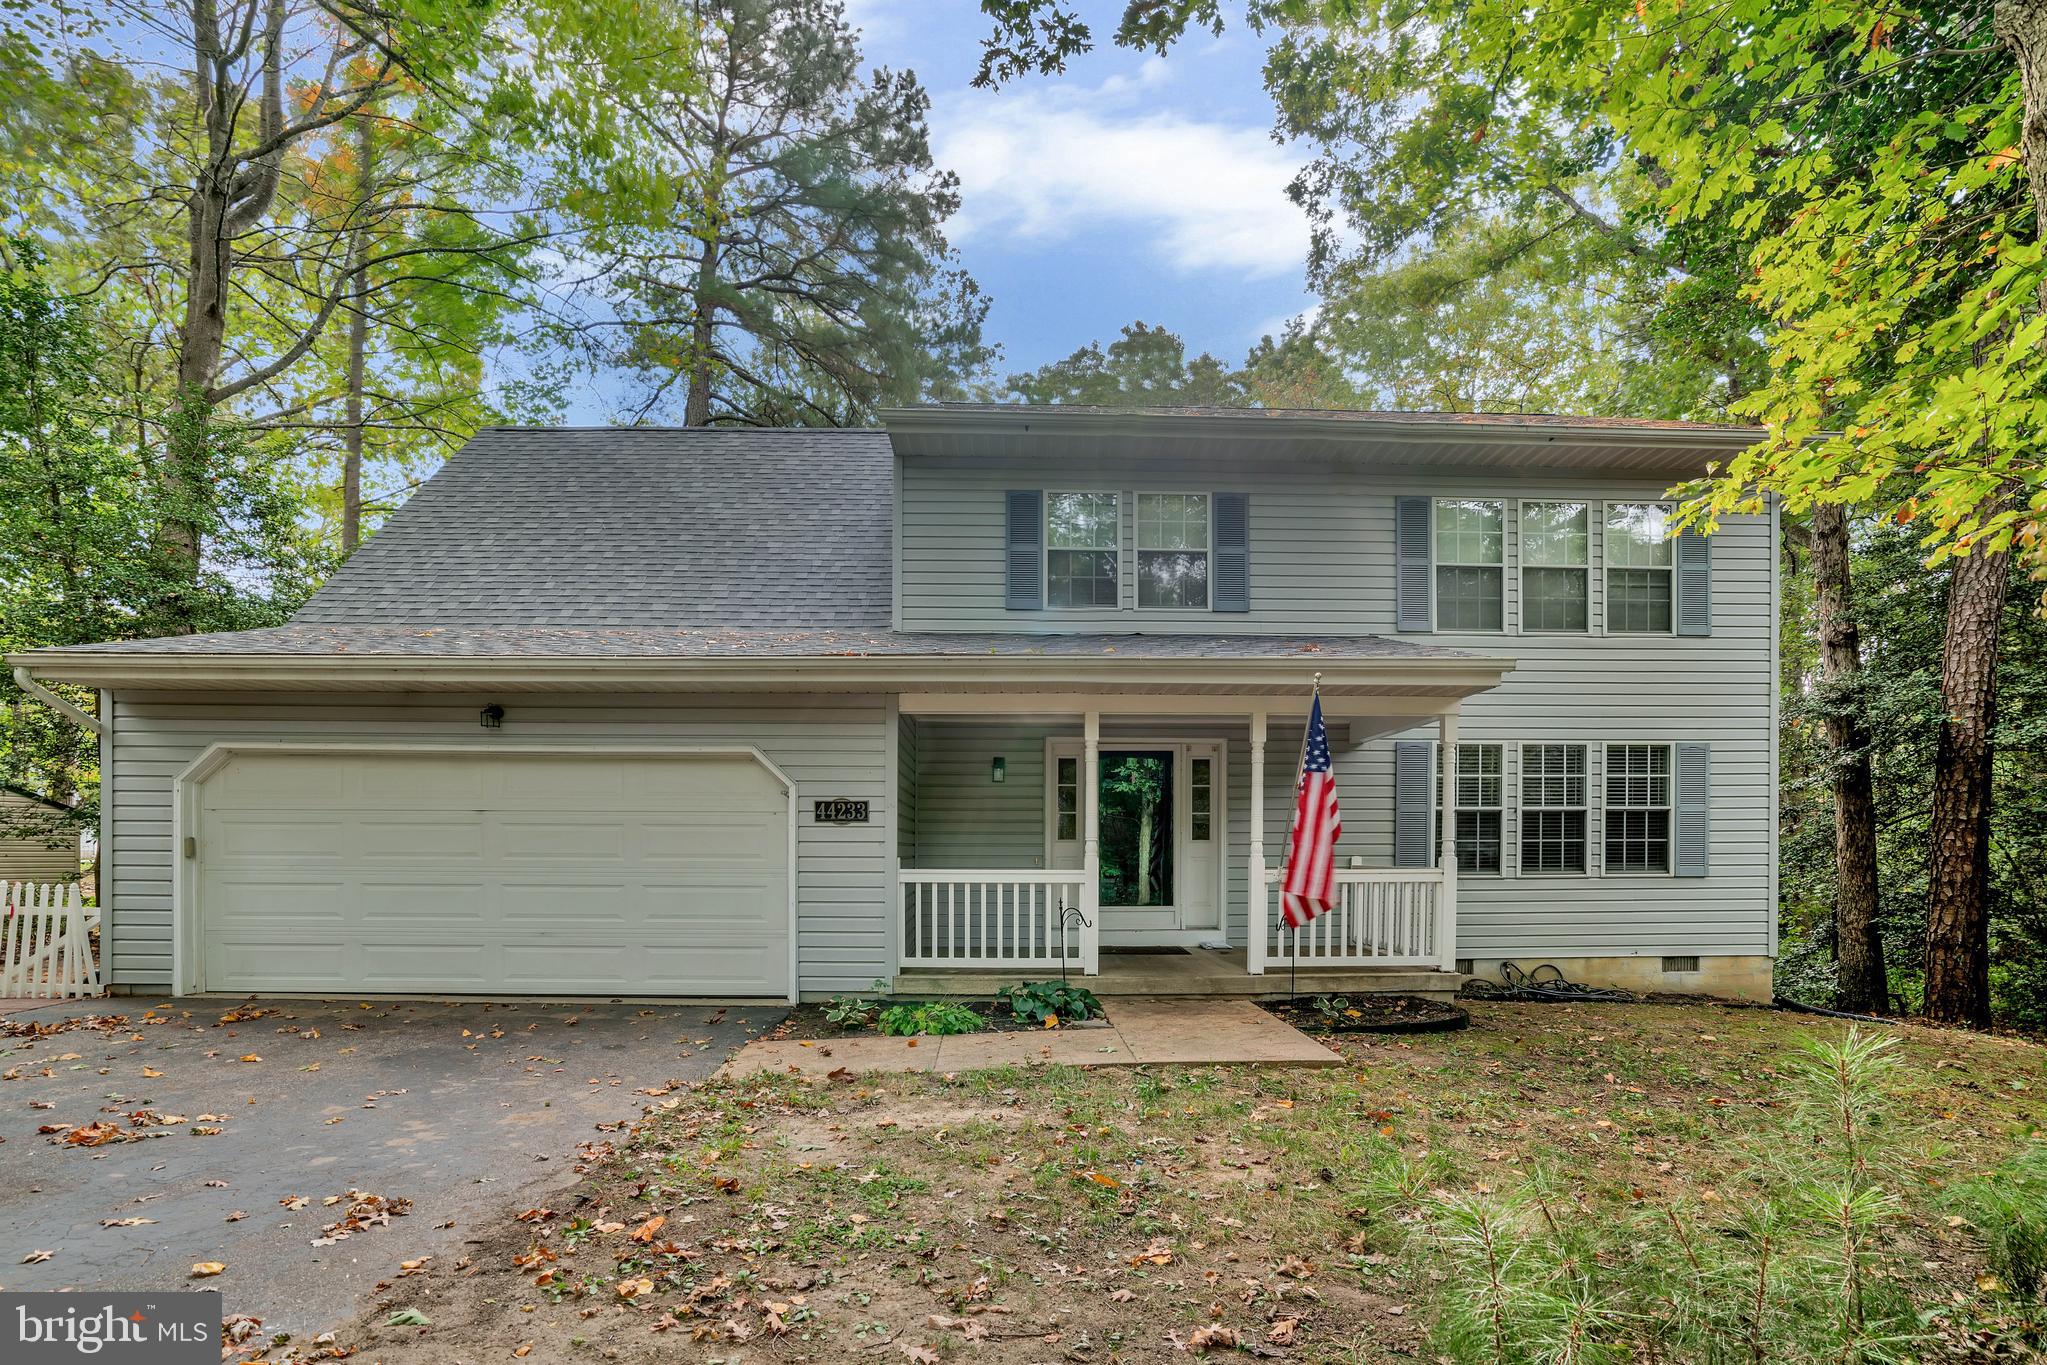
[313, 1002, 2046, 1365]
[765, 999, 1113, 1040]
[1258, 994, 1468, 1034]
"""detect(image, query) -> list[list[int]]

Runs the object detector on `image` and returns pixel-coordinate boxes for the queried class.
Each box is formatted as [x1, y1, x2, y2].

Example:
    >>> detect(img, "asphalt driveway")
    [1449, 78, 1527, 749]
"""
[0, 996, 775, 1336]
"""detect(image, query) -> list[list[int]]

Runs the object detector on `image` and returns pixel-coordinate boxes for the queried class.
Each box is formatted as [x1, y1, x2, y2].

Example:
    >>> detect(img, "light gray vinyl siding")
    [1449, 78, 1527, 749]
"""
[899, 455, 1748, 639]
[903, 724, 1047, 868]
[102, 691, 892, 997]
[896, 713, 918, 862]
[0, 791, 83, 884]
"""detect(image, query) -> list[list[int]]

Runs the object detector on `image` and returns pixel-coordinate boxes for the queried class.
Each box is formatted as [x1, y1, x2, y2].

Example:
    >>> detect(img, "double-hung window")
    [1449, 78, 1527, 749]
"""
[1604, 743, 1672, 872]
[1521, 501, 1590, 631]
[1606, 503, 1674, 633]
[1047, 492, 1119, 608]
[1136, 493, 1210, 608]
[1520, 743, 1587, 873]
[1434, 500, 1504, 630]
[1435, 742, 1504, 873]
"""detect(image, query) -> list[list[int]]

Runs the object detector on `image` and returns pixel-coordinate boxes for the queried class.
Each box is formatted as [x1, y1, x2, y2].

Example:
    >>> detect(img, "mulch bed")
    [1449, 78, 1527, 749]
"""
[762, 998, 1112, 1040]
[1259, 994, 1469, 1034]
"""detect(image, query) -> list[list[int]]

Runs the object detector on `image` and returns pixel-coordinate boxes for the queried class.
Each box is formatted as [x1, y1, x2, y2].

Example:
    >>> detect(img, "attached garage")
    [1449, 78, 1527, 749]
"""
[182, 747, 794, 1000]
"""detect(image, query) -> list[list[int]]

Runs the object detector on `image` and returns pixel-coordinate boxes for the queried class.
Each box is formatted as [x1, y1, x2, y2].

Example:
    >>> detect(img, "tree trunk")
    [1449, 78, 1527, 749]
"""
[682, 231, 721, 427]
[1920, 536, 2010, 1028]
[2000, 0, 2047, 310]
[162, 0, 287, 592]
[342, 114, 376, 556]
[1810, 504, 1886, 1011]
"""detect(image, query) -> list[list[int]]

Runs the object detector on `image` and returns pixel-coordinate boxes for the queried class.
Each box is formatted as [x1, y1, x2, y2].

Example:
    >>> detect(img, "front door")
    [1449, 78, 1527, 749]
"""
[1047, 739, 1224, 942]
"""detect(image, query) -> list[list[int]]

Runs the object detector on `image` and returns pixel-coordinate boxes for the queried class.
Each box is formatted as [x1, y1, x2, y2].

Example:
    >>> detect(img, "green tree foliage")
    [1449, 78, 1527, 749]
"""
[1778, 521, 2047, 1029]
[569, 0, 993, 426]
[996, 319, 1361, 410]
[0, 243, 325, 824]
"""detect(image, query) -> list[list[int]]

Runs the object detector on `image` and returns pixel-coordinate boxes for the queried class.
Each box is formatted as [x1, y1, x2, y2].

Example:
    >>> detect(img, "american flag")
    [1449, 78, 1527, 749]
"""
[1279, 692, 1342, 928]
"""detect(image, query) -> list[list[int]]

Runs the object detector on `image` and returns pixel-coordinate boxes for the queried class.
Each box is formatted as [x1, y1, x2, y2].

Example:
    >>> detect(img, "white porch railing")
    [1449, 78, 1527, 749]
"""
[899, 870, 1095, 973]
[2, 881, 101, 998]
[1251, 867, 1449, 971]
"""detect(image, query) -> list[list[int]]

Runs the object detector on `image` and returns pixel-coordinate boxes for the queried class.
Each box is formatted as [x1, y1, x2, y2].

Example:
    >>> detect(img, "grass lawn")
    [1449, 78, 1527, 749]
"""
[315, 1002, 2045, 1364]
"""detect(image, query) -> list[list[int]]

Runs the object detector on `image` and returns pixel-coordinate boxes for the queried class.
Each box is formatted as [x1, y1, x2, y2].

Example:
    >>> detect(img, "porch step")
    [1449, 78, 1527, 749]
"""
[893, 948, 1468, 1002]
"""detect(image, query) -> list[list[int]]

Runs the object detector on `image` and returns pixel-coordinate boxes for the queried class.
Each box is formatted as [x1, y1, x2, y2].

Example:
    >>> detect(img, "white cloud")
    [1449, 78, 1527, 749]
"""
[934, 66, 1312, 279]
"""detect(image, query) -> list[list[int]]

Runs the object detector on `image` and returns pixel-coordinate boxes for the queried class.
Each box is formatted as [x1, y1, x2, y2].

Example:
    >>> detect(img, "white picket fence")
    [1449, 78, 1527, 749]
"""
[1, 882, 101, 998]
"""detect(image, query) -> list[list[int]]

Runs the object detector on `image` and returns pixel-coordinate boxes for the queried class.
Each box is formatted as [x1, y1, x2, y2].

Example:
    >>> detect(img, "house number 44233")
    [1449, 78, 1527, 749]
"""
[813, 799, 869, 824]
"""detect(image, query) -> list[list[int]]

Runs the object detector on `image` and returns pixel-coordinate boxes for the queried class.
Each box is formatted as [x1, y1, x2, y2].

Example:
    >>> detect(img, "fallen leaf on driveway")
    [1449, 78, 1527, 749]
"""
[141, 1067, 163, 1078]
[22, 1249, 52, 1263]
[280, 1195, 309, 1210]
[224, 1210, 247, 1222]
[239, 1054, 261, 1063]
[100, 1217, 156, 1228]
[190, 1261, 225, 1277]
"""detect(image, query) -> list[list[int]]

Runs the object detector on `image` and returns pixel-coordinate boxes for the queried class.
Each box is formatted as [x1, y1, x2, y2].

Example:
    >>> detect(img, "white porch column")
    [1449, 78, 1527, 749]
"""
[1437, 705, 1461, 973]
[1247, 709, 1267, 975]
[1080, 709, 1102, 976]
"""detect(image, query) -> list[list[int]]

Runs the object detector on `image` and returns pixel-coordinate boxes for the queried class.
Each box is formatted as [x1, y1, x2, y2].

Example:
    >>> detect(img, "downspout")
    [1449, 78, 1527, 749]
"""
[12, 667, 103, 734]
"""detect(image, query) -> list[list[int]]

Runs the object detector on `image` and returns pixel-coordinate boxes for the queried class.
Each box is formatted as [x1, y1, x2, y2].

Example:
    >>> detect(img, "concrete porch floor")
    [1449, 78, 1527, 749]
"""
[895, 947, 1467, 1001]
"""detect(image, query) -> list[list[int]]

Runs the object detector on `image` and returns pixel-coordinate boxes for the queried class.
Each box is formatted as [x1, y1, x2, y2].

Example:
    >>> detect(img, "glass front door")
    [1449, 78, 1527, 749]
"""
[1097, 750, 1174, 908]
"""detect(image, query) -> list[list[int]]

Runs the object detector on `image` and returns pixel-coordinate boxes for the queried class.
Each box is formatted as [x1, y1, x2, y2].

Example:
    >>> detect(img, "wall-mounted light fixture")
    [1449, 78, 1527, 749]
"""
[479, 703, 505, 730]
[990, 756, 1006, 784]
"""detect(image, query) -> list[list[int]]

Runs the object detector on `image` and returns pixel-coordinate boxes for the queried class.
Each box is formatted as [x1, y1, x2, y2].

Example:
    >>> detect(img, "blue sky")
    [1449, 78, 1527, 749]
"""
[845, 1, 1319, 380]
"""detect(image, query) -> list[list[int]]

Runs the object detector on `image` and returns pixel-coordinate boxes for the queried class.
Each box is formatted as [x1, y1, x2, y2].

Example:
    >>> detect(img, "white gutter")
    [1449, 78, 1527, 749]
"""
[12, 666, 103, 734]
[6, 650, 1516, 697]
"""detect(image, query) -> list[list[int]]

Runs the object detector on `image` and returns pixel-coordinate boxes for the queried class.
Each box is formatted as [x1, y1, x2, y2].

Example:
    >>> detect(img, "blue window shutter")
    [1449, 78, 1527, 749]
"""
[1213, 492, 1249, 612]
[1675, 527, 1711, 635]
[1393, 740, 1433, 867]
[1396, 496, 1432, 631]
[1675, 743, 1710, 877]
[1005, 490, 1043, 610]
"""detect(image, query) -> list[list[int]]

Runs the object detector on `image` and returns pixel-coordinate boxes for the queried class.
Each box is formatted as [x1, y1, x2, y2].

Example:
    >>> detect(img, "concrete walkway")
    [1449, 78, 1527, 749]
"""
[719, 997, 1339, 1078]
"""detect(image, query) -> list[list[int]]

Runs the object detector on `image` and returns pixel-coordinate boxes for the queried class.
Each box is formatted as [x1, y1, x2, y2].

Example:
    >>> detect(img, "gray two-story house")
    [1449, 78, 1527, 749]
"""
[10, 405, 1778, 1004]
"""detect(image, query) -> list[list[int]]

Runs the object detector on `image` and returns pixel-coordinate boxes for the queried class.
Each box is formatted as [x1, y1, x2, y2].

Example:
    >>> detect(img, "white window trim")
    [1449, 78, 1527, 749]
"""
[1134, 490, 1214, 611]
[1601, 741, 1676, 877]
[1602, 501, 1679, 637]
[1516, 740, 1591, 877]
[1430, 497, 1506, 634]
[1433, 740, 1505, 877]
[1516, 498, 1594, 635]
[1044, 489, 1122, 612]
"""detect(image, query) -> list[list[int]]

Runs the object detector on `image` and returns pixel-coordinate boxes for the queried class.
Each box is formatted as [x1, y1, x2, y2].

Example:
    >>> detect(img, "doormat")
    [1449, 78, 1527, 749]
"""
[1102, 946, 1191, 956]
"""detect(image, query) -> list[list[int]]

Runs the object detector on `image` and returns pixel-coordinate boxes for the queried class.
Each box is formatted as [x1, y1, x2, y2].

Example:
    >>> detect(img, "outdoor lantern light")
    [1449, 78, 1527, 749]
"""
[990, 756, 1006, 783]
[479, 703, 505, 730]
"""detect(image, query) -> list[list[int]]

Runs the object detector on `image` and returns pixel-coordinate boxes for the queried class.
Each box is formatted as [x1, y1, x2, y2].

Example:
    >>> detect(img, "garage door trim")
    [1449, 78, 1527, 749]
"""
[172, 742, 799, 1003]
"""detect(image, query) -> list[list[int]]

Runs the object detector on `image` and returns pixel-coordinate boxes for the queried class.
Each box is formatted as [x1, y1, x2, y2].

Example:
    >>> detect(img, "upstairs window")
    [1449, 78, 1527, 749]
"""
[1521, 743, 1587, 873]
[1522, 501, 1590, 631]
[1047, 492, 1119, 608]
[1605, 743, 1672, 872]
[1605, 503, 1674, 633]
[1136, 493, 1210, 608]
[1433, 499, 1504, 630]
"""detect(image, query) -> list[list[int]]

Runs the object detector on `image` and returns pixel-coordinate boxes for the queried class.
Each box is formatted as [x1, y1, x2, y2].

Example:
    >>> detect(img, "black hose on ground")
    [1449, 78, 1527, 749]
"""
[1460, 961, 1637, 1003]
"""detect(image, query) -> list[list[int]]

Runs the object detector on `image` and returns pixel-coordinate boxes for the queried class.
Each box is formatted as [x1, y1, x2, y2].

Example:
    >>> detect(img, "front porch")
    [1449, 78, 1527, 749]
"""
[889, 681, 1497, 995]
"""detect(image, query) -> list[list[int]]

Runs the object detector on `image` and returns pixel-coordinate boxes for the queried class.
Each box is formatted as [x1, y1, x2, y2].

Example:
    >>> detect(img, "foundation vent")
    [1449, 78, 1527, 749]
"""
[1661, 955, 1701, 974]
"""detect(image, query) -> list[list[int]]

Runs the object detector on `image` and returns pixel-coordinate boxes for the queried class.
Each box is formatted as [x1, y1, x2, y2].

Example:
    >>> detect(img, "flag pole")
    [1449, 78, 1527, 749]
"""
[1280, 673, 1320, 1005]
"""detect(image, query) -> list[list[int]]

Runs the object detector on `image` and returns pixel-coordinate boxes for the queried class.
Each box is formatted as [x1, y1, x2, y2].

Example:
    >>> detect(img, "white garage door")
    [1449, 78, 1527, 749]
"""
[194, 750, 790, 997]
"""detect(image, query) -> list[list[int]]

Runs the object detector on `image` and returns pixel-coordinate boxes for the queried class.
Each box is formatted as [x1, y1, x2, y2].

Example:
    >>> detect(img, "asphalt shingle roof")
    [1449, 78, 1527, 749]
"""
[48, 625, 1478, 661]
[294, 427, 893, 628]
